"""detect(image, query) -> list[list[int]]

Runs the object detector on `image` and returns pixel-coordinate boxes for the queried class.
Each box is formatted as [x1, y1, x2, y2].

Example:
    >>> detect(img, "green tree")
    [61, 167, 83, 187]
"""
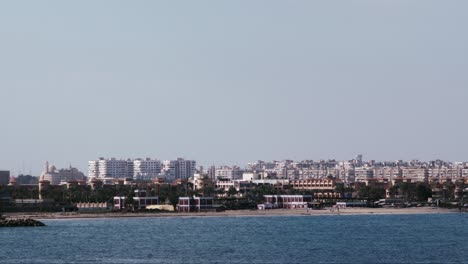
[443, 181, 455, 200]
[335, 183, 345, 198]
[415, 183, 432, 202]
[358, 186, 385, 200]
[227, 186, 237, 197]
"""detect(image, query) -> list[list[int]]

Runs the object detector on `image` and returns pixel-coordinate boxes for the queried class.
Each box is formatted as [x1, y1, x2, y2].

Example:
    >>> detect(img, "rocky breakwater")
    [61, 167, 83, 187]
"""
[0, 218, 46, 227]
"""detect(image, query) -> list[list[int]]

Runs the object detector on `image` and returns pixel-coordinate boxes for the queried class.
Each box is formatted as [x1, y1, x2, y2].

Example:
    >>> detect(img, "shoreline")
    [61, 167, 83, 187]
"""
[4, 207, 461, 220]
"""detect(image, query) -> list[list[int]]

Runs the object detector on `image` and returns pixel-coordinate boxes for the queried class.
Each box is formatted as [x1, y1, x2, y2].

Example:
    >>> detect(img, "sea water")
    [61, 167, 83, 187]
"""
[1, 214, 467, 263]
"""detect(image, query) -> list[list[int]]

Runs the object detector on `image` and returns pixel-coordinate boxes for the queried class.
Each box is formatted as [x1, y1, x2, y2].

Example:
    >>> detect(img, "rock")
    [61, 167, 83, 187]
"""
[0, 218, 46, 227]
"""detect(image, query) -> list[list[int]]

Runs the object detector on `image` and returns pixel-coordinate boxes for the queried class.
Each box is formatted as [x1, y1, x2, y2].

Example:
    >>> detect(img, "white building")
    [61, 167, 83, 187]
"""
[88, 160, 99, 179]
[214, 166, 243, 180]
[162, 158, 196, 180]
[133, 158, 162, 180]
[89, 157, 196, 181]
[242, 172, 268, 181]
[40, 161, 85, 185]
[88, 158, 134, 180]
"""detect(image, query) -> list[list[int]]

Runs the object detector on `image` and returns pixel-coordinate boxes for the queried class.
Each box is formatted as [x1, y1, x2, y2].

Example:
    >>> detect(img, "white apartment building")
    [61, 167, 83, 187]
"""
[133, 158, 162, 180]
[88, 160, 99, 179]
[373, 167, 402, 180]
[401, 167, 429, 182]
[88, 158, 134, 179]
[214, 166, 243, 180]
[354, 167, 374, 182]
[162, 158, 196, 180]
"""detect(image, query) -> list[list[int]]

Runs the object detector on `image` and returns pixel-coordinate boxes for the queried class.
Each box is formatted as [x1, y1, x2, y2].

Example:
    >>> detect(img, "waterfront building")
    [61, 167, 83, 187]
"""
[177, 197, 214, 212]
[263, 195, 313, 209]
[290, 178, 336, 191]
[76, 202, 110, 212]
[336, 201, 368, 208]
[132, 190, 159, 210]
[113, 196, 126, 210]
[364, 178, 391, 193]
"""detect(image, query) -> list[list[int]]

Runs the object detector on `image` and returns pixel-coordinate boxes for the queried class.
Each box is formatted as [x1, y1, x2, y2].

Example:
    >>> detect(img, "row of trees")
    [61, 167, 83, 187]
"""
[356, 183, 433, 202]
[0, 180, 449, 211]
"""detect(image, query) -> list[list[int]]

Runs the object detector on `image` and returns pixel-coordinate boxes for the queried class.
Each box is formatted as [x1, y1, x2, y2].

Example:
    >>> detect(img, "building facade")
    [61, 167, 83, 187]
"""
[214, 166, 243, 180]
[162, 158, 196, 180]
[0, 170, 10, 186]
[263, 195, 313, 209]
[39, 162, 85, 185]
[133, 158, 162, 180]
[177, 197, 214, 212]
[88, 158, 134, 180]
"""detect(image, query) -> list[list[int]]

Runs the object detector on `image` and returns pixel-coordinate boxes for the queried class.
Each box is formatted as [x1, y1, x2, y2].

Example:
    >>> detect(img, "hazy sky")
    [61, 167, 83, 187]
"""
[1, 1, 467, 175]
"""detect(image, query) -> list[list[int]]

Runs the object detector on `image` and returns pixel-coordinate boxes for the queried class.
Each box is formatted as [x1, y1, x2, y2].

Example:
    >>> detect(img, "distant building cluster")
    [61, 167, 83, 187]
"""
[240, 156, 468, 183]
[3, 155, 468, 193]
[2, 154, 468, 213]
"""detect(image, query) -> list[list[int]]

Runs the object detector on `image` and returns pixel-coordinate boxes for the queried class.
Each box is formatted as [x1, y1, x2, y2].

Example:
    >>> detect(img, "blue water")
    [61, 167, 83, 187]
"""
[1, 214, 467, 263]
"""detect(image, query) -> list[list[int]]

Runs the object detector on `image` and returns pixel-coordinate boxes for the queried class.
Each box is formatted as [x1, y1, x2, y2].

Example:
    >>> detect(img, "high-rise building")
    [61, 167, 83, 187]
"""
[0, 170, 10, 186]
[162, 158, 196, 180]
[88, 158, 134, 179]
[133, 158, 162, 180]
[88, 160, 99, 179]
[214, 166, 243, 180]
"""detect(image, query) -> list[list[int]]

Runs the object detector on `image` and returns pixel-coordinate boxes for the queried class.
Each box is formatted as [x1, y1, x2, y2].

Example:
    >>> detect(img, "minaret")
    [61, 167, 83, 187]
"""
[45, 161, 50, 173]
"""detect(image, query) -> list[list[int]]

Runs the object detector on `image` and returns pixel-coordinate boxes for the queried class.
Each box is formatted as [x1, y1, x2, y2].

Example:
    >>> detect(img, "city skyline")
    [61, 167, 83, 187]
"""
[2, 1, 468, 176]
[8, 154, 468, 177]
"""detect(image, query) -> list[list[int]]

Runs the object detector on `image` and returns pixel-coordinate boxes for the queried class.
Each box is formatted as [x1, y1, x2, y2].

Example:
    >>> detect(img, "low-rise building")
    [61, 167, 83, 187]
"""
[263, 195, 313, 209]
[290, 178, 336, 191]
[132, 190, 159, 210]
[113, 196, 126, 210]
[76, 202, 110, 211]
[177, 197, 214, 212]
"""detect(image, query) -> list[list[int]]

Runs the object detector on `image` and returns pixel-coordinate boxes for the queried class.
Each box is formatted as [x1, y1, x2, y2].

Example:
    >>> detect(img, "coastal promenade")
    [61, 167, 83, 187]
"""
[3, 207, 460, 220]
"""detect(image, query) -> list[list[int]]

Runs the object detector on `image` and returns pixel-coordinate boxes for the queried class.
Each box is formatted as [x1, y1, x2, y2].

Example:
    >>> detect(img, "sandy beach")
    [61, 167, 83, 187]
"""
[4, 207, 461, 220]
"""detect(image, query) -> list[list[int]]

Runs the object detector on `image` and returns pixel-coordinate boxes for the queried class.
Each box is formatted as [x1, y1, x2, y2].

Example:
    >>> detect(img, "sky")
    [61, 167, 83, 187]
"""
[1, 1, 467, 175]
